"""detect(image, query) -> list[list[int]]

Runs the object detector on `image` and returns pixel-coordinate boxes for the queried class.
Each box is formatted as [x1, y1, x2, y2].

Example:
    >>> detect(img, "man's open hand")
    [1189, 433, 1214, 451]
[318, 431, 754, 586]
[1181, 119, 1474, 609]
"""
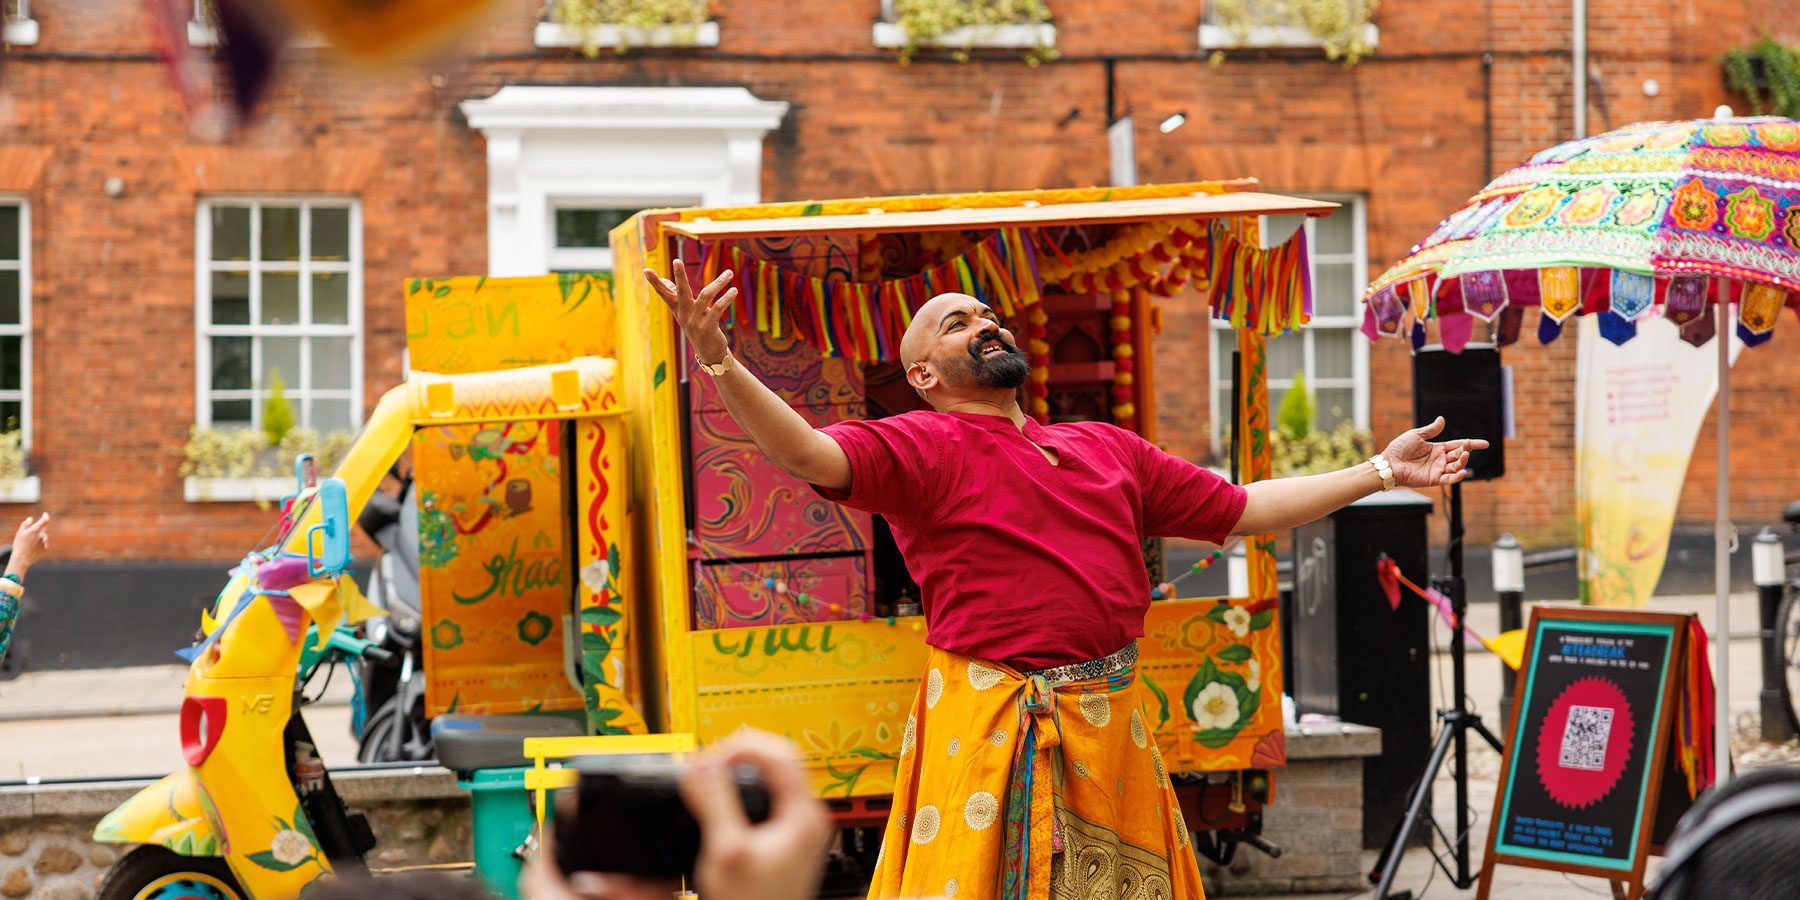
[645, 261, 736, 366]
[1382, 416, 1490, 488]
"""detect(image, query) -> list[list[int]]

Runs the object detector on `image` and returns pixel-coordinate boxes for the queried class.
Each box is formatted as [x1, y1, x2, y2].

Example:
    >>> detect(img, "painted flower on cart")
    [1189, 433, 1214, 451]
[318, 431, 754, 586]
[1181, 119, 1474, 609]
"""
[1183, 657, 1261, 748]
[1221, 607, 1252, 638]
[1190, 683, 1240, 731]
[1247, 659, 1262, 693]
[270, 829, 313, 866]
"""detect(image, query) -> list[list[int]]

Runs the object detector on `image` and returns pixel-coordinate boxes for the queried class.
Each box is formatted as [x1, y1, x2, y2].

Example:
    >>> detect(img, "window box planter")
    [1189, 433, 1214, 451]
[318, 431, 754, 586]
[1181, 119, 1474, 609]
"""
[871, 20, 1055, 50]
[534, 20, 719, 50]
[183, 476, 295, 504]
[1197, 21, 1378, 52]
[0, 476, 40, 504]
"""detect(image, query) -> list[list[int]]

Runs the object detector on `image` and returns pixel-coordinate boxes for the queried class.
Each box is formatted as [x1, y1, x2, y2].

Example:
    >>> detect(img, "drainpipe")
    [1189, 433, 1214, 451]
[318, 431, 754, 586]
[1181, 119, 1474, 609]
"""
[1573, 0, 1587, 139]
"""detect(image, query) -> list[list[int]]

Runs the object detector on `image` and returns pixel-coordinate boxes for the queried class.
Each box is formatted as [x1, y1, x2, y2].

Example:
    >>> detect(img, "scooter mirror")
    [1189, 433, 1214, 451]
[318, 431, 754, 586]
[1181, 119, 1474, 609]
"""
[307, 477, 353, 578]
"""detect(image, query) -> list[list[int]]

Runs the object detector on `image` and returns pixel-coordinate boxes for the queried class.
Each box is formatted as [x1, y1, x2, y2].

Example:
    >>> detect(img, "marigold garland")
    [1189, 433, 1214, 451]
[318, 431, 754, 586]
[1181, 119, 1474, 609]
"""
[1110, 289, 1136, 426]
[1025, 305, 1051, 423]
[1037, 219, 1211, 298]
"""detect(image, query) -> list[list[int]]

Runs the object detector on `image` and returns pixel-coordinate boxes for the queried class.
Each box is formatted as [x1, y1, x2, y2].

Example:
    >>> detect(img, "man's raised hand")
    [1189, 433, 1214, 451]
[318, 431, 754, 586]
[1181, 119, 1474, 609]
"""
[645, 261, 737, 365]
[1382, 416, 1491, 488]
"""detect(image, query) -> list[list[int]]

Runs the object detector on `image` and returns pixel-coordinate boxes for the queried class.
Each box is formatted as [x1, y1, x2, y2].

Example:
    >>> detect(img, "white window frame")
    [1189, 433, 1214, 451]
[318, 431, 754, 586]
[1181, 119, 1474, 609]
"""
[460, 86, 788, 278]
[547, 201, 688, 273]
[187, 0, 217, 46]
[187, 0, 327, 47]
[5, 0, 38, 46]
[872, 0, 1057, 50]
[194, 197, 365, 437]
[0, 197, 37, 501]
[1198, 1, 1378, 53]
[1209, 195, 1370, 455]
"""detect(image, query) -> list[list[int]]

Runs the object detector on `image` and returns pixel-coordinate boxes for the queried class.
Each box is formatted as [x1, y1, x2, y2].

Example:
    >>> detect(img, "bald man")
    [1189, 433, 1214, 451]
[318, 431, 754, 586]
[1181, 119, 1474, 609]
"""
[649, 262, 1482, 899]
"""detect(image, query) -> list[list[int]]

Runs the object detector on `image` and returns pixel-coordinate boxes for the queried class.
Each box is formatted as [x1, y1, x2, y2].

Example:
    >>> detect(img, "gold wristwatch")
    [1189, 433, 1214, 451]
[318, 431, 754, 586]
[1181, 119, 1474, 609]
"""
[697, 350, 735, 377]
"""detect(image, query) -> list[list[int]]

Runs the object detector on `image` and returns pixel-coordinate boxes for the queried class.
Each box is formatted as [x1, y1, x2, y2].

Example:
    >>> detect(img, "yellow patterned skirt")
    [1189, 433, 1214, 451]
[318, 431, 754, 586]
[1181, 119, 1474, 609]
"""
[868, 644, 1205, 900]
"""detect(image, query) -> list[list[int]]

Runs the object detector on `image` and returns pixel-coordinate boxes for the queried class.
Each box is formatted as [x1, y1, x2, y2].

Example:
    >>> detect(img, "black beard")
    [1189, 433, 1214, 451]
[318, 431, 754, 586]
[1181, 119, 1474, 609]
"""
[966, 334, 1030, 389]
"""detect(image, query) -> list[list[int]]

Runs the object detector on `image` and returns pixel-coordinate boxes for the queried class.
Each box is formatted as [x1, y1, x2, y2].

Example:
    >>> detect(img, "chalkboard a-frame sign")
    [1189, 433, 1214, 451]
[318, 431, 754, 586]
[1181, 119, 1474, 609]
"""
[1476, 607, 1695, 900]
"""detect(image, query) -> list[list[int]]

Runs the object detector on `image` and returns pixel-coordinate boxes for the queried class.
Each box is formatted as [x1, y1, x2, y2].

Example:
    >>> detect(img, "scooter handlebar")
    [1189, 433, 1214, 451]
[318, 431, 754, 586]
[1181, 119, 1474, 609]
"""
[323, 627, 396, 665]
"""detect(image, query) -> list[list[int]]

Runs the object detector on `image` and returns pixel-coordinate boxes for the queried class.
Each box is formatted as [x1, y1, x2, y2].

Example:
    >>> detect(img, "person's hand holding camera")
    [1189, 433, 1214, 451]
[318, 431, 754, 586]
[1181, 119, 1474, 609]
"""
[523, 730, 832, 900]
[680, 730, 832, 900]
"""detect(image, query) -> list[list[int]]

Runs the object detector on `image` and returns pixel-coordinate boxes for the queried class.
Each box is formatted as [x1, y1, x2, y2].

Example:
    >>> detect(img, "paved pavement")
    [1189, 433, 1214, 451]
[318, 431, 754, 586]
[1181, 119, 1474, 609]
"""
[0, 662, 359, 781]
[2, 591, 1794, 898]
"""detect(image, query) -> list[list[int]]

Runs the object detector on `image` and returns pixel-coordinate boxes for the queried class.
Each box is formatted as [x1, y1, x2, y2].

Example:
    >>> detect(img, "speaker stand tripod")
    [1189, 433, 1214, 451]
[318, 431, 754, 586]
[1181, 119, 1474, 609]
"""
[1370, 481, 1506, 899]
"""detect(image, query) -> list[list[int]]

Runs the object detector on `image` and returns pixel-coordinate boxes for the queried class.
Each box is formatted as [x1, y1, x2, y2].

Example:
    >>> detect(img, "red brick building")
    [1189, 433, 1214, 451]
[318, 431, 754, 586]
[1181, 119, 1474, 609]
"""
[0, 0, 1793, 666]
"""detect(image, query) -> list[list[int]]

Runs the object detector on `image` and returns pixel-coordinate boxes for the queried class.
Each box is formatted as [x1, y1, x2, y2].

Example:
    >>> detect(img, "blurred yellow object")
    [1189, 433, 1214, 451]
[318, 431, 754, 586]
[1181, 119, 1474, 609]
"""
[1487, 629, 1527, 671]
[274, 0, 498, 59]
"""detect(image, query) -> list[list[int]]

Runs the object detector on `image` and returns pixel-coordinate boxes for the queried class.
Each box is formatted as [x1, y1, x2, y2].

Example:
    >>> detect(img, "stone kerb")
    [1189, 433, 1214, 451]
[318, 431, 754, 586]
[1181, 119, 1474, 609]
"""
[0, 768, 471, 898]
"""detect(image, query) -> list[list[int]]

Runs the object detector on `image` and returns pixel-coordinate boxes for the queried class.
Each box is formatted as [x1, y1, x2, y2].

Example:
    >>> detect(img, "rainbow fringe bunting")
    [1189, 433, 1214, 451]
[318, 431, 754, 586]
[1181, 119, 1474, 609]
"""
[693, 229, 1044, 365]
[1206, 220, 1313, 338]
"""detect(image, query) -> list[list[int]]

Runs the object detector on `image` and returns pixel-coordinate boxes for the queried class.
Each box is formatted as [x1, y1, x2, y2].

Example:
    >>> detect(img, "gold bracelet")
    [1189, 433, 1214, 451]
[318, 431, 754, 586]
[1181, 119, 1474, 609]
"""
[1367, 454, 1396, 492]
[0, 579, 22, 599]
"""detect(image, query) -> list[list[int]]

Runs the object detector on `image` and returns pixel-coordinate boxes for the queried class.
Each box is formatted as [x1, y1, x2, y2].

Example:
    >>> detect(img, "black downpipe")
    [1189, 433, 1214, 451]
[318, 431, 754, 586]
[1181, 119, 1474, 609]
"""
[1104, 58, 1116, 125]
[1482, 52, 1495, 182]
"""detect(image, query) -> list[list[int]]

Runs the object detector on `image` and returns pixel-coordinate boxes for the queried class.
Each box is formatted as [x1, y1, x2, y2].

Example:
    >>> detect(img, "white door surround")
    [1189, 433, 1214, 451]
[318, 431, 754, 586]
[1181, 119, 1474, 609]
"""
[460, 86, 791, 277]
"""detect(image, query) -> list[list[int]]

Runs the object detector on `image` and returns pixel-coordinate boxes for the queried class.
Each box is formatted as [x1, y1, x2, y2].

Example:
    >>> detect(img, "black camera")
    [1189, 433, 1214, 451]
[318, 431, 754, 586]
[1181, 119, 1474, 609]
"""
[553, 754, 772, 881]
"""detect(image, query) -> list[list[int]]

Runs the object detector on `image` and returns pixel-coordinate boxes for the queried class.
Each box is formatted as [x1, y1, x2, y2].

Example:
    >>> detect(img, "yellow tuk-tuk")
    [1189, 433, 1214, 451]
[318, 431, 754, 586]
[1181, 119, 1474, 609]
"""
[96, 180, 1333, 899]
[406, 180, 1330, 864]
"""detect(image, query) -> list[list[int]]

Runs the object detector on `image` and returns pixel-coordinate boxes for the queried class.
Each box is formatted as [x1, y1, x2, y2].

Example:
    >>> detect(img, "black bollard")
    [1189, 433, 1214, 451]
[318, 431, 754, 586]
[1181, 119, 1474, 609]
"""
[1753, 528, 1795, 743]
[1492, 533, 1524, 744]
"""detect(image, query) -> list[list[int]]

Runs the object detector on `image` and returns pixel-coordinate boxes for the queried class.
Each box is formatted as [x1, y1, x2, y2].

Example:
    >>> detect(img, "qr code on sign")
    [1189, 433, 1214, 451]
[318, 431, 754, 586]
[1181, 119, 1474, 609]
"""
[1558, 705, 1615, 771]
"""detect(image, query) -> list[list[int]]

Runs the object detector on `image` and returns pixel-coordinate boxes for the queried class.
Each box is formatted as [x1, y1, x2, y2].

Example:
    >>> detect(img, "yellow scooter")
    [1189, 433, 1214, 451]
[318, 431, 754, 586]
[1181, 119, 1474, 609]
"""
[93, 458, 390, 899]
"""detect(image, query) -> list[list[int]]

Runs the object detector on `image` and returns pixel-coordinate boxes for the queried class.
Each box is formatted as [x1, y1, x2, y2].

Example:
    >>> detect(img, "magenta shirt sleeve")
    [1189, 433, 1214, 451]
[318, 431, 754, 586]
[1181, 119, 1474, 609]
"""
[1130, 434, 1247, 544]
[808, 414, 945, 522]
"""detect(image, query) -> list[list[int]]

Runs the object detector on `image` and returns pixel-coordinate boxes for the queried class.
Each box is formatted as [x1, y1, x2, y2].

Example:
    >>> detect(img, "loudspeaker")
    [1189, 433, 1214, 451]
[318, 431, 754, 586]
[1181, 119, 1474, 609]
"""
[1412, 344, 1506, 481]
[1290, 491, 1434, 848]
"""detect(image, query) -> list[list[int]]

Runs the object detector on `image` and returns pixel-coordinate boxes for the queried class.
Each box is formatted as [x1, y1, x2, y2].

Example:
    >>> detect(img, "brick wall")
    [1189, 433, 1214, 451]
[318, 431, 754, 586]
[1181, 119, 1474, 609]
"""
[0, 0, 1794, 563]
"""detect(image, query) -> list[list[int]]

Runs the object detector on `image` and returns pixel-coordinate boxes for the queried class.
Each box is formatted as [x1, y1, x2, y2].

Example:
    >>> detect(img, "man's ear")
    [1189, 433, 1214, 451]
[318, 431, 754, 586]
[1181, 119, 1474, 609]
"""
[905, 362, 937, 394]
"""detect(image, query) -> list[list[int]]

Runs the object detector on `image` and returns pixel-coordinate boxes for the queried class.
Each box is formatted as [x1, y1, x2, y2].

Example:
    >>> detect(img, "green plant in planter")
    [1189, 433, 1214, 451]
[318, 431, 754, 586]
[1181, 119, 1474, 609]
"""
[180, 426, 271, 481]
[180, 426, 356, 481]
[552, 0, 711, 56]
[1277, 371, 1315, 442]
[1724, 37, 1800, 118]
[0, 431, 27, 485]
[892, 0, 1057, 65]
[1211, 0, 1380, 64]
[263, 368, 296, 447]
[1273, 420, 1374, 478]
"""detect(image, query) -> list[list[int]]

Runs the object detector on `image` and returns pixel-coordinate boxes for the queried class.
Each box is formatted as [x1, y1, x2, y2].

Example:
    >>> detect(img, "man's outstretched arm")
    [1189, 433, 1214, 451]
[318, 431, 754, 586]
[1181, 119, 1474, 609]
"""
[1232, 417, 1486, 536]
[646, 262, 852, 492]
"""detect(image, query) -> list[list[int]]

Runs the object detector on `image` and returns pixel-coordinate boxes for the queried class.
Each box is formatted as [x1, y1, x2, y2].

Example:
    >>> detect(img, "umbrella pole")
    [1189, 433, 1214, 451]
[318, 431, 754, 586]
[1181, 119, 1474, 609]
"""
[1716, 296, 1732, 786]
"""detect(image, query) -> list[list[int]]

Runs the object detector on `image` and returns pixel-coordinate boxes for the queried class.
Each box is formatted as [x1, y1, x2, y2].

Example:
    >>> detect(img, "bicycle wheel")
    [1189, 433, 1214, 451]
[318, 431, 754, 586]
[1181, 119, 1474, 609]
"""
[1777, 588, 1800, 738]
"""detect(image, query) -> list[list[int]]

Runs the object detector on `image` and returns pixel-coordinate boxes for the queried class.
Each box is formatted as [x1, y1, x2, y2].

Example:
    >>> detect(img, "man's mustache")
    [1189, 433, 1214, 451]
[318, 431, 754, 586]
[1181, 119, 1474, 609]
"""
[970, 334, 1022, 358]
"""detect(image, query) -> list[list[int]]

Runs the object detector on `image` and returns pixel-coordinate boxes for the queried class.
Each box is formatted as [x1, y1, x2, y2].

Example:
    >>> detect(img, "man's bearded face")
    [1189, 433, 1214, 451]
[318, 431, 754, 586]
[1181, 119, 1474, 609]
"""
[960, 330, 1030, 389]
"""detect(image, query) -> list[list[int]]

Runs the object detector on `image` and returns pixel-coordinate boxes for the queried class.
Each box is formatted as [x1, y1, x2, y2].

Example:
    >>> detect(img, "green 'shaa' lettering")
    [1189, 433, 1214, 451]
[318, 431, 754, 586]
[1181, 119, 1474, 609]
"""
[454, 537, 563, 605]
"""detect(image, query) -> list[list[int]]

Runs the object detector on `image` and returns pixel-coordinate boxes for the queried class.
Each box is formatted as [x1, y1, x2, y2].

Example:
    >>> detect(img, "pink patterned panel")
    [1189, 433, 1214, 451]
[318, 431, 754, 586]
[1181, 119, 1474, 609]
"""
[688, 318, 862, 413]
[690, 404, 871, 559]
[691, 555, 872, 630]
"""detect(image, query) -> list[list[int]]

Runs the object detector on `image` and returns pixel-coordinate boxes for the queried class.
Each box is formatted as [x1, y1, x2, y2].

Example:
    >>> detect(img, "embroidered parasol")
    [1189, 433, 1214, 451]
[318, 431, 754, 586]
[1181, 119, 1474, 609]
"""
[1361, 110, 1800, 787]
[1362, 112, 1800, 351]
